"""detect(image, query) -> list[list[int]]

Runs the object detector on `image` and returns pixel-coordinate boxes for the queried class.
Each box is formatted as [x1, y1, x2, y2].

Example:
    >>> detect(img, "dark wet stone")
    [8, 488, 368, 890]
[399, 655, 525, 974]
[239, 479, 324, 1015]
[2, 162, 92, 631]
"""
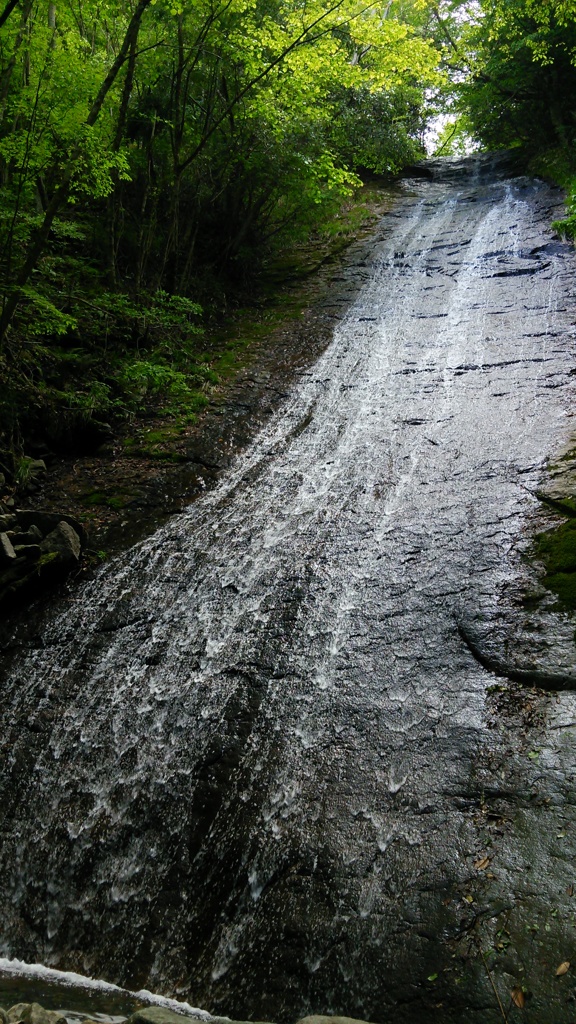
[0, 532, 16, 564]
[0, 554, 28, 583]
[39, 522, 81, 562]
[13, 544, 41, 561]
[15, 509, 86, 544]
[8, 526, 43, 544]
[457, 619, 576, 690]
[296, 1018, 375, 1024]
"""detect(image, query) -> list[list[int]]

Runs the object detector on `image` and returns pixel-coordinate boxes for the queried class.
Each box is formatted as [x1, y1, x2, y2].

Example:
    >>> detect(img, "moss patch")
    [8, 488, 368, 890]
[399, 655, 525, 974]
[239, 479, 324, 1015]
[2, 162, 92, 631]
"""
[81, 489, 134, 509]
[38, 551, 59, 567]
[527, 146, 574, 188]
[535, 518, 576, 609]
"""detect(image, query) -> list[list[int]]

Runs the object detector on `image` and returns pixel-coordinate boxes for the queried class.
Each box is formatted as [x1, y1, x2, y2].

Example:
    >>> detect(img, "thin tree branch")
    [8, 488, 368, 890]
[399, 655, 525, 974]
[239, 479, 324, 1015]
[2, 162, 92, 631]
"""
[0, 0, 19, 29]
[177, 0, 381, 174]
[0, 0, 154, 342]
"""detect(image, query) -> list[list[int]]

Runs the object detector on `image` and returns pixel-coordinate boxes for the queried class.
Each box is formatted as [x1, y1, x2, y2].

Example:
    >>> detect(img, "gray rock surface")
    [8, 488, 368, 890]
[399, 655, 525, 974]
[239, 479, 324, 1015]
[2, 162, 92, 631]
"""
[9, 526, 44, 544]
[296, 1018, 375, 1024]
[14, 543, 42, 560]
[0, 510, 85, 611]
[0, 532, 16, 563]
[6, 1005, 66, 1024]
[127, 1009, 275, 1024]
[3, 160, 576, 1024]
[127, 1009, 204, 1024]
[16, 508, 86, 544]
[40, 521, 81, 562]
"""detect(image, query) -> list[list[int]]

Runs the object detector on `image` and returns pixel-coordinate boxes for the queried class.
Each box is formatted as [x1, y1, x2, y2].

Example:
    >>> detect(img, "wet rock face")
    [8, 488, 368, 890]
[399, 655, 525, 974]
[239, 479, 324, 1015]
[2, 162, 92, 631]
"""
[0, 534, 17, 564]
[1, 159, 576, 1023]
[0, 510, 83, 609]
[4, 1005, 66, 1024]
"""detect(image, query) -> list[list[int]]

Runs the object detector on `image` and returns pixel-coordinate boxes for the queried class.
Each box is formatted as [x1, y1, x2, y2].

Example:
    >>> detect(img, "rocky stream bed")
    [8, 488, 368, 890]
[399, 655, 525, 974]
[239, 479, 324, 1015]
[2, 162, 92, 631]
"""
[0, 1000, 376, 1024]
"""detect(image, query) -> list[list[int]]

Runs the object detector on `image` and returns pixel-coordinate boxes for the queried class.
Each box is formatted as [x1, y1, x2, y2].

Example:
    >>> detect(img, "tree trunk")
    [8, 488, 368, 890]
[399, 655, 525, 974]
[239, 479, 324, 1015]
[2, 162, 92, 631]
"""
[0, 0, 153, 344]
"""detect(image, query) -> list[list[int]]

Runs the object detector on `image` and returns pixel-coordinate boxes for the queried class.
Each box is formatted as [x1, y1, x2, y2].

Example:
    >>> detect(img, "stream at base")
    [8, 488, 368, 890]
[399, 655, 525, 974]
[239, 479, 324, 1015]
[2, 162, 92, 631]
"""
[2, 156, 576, 1024]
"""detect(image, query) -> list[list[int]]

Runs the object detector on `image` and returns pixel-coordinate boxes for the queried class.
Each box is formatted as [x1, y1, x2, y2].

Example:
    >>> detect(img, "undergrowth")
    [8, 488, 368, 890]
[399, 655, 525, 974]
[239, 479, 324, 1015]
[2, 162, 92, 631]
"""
[535, 518, 576, 609]
[0, 183, 385, 475]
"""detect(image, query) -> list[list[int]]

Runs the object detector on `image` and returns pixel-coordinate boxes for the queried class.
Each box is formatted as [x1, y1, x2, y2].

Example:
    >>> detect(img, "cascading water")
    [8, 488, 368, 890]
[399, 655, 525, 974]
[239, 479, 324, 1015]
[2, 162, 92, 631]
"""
[2, 156, 576, 1024]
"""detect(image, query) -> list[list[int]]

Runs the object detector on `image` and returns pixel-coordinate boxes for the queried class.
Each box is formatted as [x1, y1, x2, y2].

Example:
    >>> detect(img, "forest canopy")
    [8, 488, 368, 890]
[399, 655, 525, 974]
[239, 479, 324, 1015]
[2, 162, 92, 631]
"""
[431, 0, 576, 164]
[0, 0, 443, 453]
[2, 0, 576, 462]
[0, 0, 439, 334]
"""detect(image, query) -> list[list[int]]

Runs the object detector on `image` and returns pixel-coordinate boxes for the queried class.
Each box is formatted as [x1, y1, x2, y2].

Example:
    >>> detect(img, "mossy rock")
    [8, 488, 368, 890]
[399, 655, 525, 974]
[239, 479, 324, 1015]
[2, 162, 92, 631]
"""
[6, 1004, 66, 1024]
[535, 518, 576, 609]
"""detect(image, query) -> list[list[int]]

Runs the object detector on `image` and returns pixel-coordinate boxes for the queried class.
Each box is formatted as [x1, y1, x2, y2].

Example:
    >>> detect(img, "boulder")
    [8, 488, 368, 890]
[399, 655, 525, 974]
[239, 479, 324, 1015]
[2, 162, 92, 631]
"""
[0, 1009, 9, 1024]
[14, 543, 42, 560]
[0, 514, 17, 530]
[295, 1018, 376, 1024]
[27, 459, 47, 477]
[40, 521, 81, 562]
[0, 532, 17, 564]
[8, 526, 43, 544]
[208, 1019, 273, 1024]
[15, 509, 87, 545]
[126, 1009, 275, 1024]
[127, 1010, 206, 1024]
[0, 555, 28, 584]
[7, 1005, 66, 1024]
[7, 1001, 29, 1020]
[0, 515, 84, 611]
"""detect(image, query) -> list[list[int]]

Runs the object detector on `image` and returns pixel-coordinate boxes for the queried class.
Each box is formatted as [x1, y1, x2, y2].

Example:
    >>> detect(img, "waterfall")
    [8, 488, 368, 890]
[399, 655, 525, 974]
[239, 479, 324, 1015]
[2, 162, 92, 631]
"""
[2, 159, 576, 1023]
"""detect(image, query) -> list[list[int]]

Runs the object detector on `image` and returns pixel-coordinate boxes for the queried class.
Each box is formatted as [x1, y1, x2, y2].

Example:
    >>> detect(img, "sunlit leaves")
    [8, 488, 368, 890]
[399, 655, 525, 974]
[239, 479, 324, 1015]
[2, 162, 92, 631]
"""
[0, 0, 440, 345]
[441, 0, 576, 154]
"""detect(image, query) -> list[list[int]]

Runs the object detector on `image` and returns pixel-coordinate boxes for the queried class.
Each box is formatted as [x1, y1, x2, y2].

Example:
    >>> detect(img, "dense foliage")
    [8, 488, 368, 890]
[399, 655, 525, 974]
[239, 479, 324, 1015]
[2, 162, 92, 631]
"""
[5, 0, 576, 471]
[430, 1, 576, 165]
[0, 0, 440, 459]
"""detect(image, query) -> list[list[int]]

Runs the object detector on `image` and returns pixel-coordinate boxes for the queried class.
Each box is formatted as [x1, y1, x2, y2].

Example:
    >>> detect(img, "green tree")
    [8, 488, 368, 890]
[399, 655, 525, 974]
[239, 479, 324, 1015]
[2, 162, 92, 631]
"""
[438, 0, 576, 160]
[0, 0, 441, 457]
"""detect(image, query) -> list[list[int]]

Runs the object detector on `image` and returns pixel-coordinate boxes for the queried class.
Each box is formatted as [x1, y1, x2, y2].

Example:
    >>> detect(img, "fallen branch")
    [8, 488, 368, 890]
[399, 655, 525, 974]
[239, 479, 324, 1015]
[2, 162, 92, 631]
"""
[478, 942, 510, 1024]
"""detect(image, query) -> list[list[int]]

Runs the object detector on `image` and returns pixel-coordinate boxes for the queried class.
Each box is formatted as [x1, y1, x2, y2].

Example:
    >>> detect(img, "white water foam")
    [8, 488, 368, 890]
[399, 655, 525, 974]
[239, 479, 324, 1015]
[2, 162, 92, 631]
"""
[0, 959, 212, 1020]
